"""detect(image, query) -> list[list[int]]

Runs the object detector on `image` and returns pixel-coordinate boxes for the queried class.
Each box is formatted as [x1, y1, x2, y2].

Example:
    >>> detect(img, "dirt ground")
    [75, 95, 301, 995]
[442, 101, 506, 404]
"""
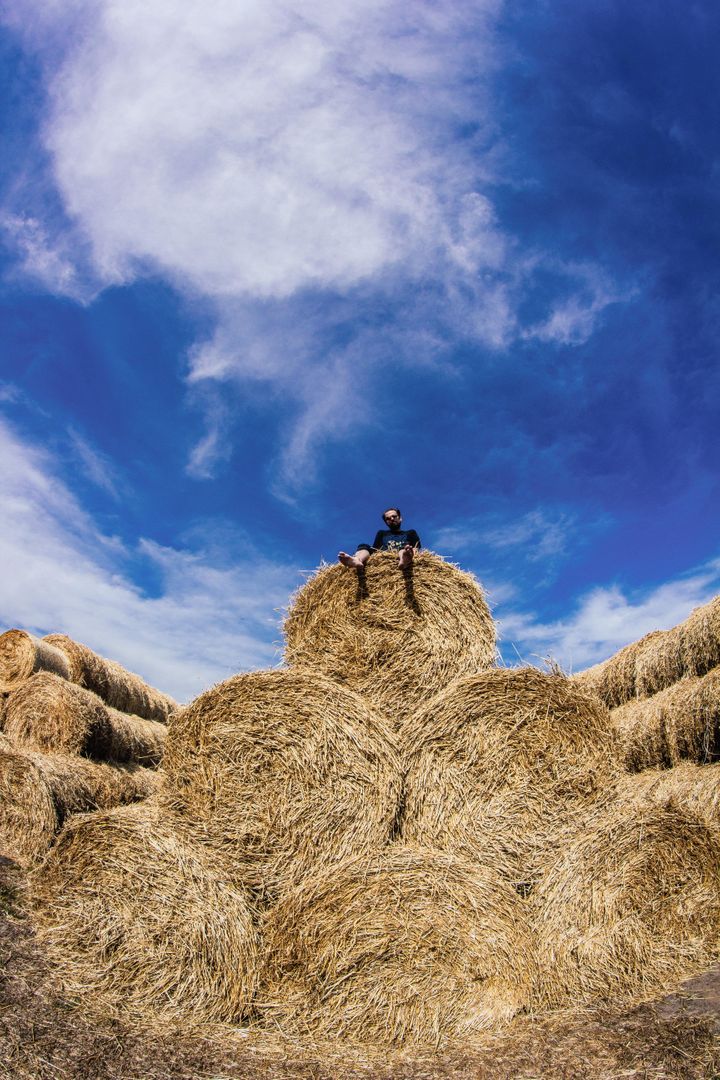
[2, 855, 719, 1080]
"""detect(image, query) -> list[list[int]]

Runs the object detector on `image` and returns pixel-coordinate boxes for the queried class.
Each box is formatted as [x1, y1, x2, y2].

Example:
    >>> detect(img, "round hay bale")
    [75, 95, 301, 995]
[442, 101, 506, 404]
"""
[31, 801, 258, 1023]
[683, 596, 720, 678]
[258, 845, 536, 1045]
[282, 552, 496, 721]
[0, 745, 58, 863]
[618, 762, 720, 824]
[0, 629, 71, 693]
[612, 667, 720, 771]
[43, 633, 177, 722]
[531, 803, 720, 1008]
[0, 743, 157, 865]
[160, 669, 403, 898]
[4, 671, 166, 766]
[634, 628, 685, 698]
[401, 668, 619, 885]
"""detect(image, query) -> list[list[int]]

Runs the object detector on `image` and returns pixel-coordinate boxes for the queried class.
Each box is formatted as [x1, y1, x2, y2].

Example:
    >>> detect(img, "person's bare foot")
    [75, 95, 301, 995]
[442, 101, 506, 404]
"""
[339, 551, 364, 569]
[398, 544, 414, 570]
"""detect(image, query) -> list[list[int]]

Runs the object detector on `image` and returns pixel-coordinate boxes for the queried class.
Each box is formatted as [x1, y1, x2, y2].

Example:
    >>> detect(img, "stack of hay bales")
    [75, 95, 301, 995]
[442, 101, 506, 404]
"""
[22, 559, 720, 1044]
[0, 629, 174, 864]
[573, 596, 720, 771]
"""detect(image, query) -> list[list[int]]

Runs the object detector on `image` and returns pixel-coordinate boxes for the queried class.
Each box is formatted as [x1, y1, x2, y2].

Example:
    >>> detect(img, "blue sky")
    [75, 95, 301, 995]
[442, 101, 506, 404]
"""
[1, 0, 719, 702]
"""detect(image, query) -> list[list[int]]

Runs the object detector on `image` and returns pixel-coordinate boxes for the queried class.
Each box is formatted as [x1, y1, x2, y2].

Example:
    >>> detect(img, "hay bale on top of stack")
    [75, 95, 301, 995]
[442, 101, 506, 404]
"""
[258, 846, 536, 1045]
[160, 669, 403, 901]
[283, 551, 496, 721]
[31, 801, 258, 1024]
[401, 667, 619, 886]
[531, 802, 720, 1007]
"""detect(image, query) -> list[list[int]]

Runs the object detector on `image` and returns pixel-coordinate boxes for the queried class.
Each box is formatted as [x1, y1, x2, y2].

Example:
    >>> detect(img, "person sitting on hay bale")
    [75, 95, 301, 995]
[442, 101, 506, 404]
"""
[338, 507, 421, 571]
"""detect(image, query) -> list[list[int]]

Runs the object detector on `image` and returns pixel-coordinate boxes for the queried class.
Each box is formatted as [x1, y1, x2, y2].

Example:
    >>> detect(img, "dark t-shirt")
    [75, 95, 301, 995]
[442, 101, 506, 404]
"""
[371, 528, 421, 552]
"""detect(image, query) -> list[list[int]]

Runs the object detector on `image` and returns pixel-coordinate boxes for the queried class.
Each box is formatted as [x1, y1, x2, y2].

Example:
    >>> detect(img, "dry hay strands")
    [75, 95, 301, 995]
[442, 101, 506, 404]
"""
[0, 629, 71, 693]
[257, 845, 536, 1046]
[283, 551, 496, 721]
[572, 631, 666, 709]
[573, 594, 720, 709]
[612, 666, 720, 771]
[400, 668, 619, 887]
[531, 803, 720, 1009]
[4, 671, 166, 766]
[31, 801, 258, 1023]
[0, 743, 157, 865]
[618, 762, 720, 824]
[43, 633, 177, 723]
[160, 669, 403, 900]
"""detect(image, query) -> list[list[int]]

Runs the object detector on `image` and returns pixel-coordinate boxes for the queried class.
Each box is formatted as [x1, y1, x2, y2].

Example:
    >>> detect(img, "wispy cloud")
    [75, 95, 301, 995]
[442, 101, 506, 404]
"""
[496, 560, 720, 673]
[0, 416, 298, 701]
[432, 508, 576, 563]
[3, 1, 630, 490]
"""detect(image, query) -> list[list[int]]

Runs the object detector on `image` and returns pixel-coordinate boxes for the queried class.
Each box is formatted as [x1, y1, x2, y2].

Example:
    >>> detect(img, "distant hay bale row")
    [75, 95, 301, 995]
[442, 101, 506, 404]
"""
[0, 630, 71, 691]
[258, 846, 535, 1045]
[283, 552, 496, 720]
[400, 668, 619, 885]
[31, 802, 258, 1024]
[0, 740, 157, 864]
[532, 803, 720, 1007]
[611, 666, 720, 770]
[0, 628, 178, 722]
[573, 596, 720, 708]
[4, 671, 166, 766]
[618, 762, 720, 824]
[160, 669, 403, 900]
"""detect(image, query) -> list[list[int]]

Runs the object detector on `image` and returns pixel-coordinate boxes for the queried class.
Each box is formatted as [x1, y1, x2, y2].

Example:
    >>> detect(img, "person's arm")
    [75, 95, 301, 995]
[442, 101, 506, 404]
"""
[408, 529, 421, 550]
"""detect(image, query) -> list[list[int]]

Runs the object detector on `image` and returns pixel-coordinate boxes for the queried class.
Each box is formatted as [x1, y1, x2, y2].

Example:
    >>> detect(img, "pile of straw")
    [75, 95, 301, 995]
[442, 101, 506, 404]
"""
[31, 802, 258, 1023]
[0, 742, 157, 864]
[44, 633, 177, 722]
[573, 595, 720, 708]
[612, 667, 720, 770]
[401, 668, 618, 884]
[532, 803, 720, 1007]
[160, 669, 403, 898]
[283, 552, 496, 720]
[618, 762, 720, 824]
[258, 845, 535, 1045]
[0, 630, 71, 692]
[4, 671, 166, 766]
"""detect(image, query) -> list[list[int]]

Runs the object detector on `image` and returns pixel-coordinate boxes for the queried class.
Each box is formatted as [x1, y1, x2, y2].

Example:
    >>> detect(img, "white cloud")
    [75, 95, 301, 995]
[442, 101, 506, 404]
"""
[0, 416, 298, 701]
[432, 508, 575, 562]
[3, 1, 631, 488]
[67, 428, 122, 499]
[496, 561, 720, 673]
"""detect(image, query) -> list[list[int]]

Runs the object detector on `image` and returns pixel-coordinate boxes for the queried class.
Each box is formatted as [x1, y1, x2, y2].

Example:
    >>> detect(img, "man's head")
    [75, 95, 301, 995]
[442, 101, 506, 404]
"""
[382, 507, 402, 529]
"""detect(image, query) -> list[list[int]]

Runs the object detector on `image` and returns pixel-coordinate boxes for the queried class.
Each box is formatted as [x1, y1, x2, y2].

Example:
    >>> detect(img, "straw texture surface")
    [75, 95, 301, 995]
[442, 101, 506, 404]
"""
[0, 629, 70, 692]
[31, 802, 258, 1023]
[618, 762, 720, 823]
[44, 633, 177, 722]
[532, 803, 720, 1007]
[0, 742, 157, 864]
[160, 669, 403, 898]
[573, 595, 720, 708]
[401, 668, 619, 884]
[5, 671, 166, 765]
[283, 552, 496, 720]
[258, 845, 536, 1045]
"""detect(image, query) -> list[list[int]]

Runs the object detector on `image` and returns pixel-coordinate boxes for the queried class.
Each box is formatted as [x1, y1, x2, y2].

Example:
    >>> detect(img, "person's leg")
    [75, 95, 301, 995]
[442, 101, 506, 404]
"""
[338, 548, 371, 569]
[398, 543, 415, 569]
